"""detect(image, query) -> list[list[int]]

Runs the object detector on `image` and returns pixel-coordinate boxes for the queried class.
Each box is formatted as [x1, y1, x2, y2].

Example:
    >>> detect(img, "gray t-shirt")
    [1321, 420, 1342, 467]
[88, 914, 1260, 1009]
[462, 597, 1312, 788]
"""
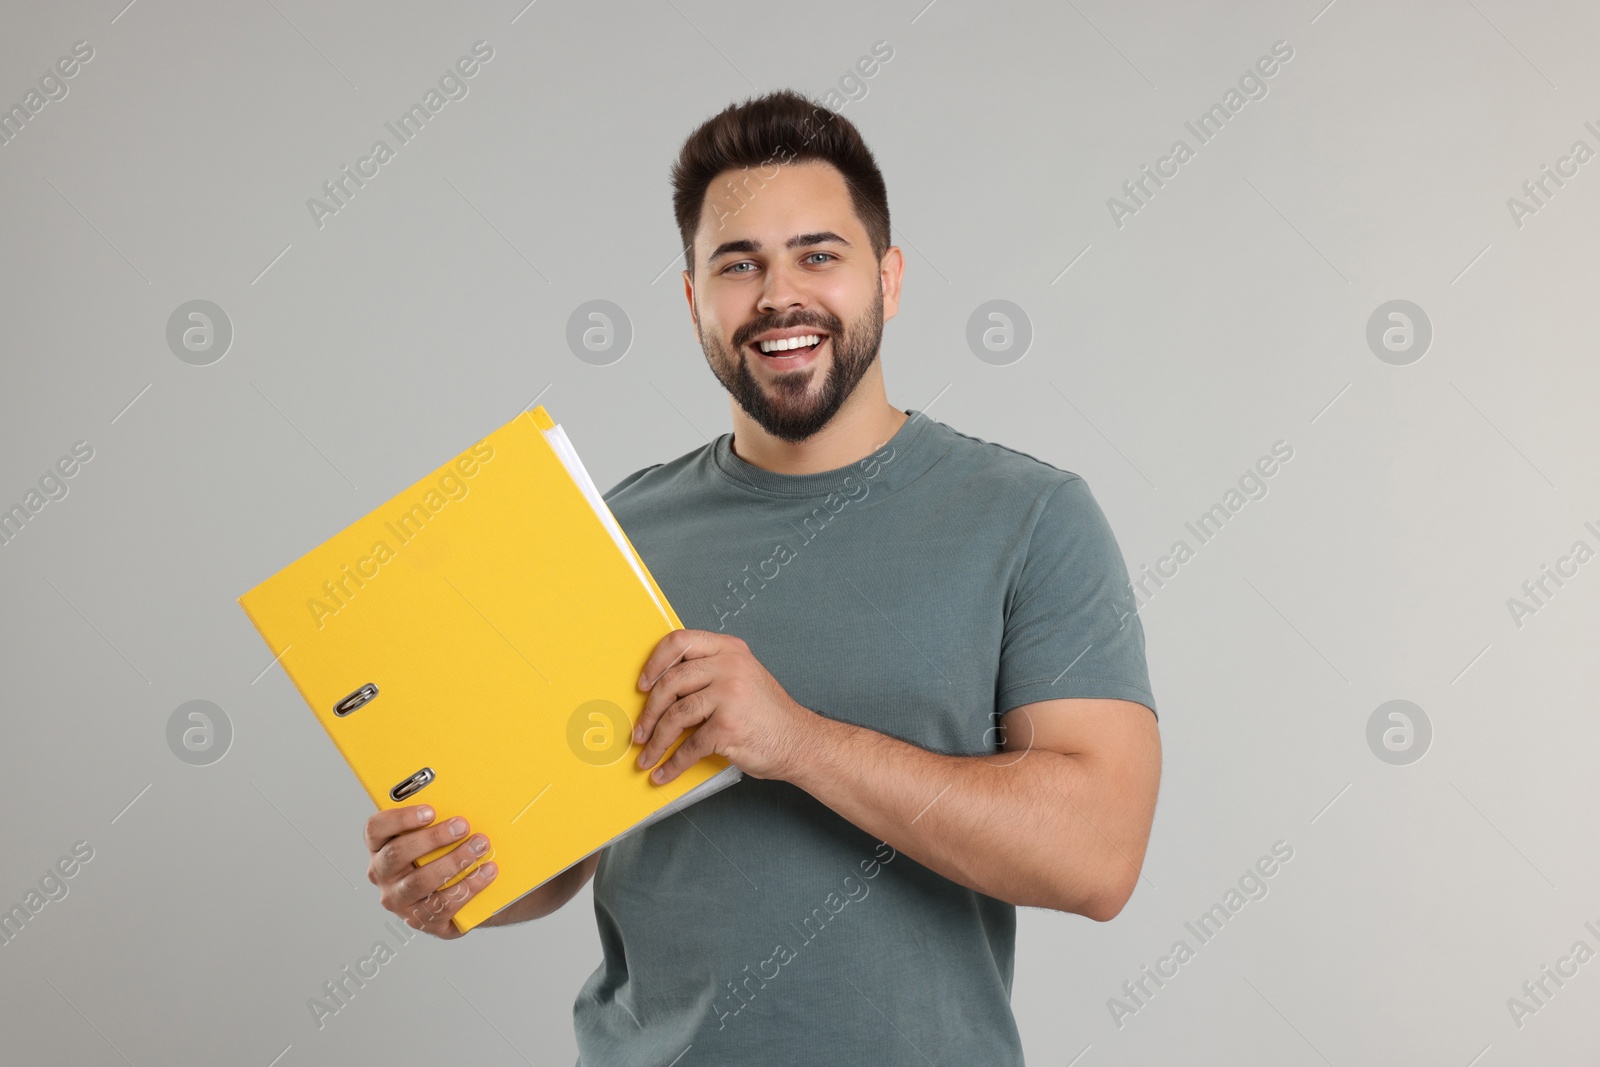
[574, 409, 1156, 1065]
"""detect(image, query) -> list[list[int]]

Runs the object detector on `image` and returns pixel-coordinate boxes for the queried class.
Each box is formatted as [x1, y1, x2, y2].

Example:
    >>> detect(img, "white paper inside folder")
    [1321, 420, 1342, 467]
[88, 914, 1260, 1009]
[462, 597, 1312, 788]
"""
[542, 421, 674, 626]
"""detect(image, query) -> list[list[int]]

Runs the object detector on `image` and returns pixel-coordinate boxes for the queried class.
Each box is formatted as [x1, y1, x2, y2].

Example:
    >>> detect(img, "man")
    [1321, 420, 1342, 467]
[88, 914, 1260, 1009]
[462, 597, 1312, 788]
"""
[365, 89, 1161, 1064]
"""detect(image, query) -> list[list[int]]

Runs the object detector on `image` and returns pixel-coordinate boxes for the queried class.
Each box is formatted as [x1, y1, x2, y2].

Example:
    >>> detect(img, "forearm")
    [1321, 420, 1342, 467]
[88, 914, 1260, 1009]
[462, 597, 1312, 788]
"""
[478, 851, 600, 928]
[785, 714, 1138, 918]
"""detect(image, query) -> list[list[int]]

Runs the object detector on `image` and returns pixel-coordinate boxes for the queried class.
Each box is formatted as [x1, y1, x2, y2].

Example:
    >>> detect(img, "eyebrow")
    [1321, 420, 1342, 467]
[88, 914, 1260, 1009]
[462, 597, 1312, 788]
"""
[707, 231, 851, 264]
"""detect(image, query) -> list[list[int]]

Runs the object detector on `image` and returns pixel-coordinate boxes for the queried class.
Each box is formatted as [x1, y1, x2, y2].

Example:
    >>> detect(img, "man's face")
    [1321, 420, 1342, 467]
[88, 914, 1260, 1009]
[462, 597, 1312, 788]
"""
[686, 160, 894, 444]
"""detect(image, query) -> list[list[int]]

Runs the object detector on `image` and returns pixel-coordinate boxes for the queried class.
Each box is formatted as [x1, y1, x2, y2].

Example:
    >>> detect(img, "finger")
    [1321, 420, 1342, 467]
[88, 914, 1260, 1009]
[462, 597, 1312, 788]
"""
[637, 629, 723, 692]
[372, 815, 474, 885]
[634, 659, 713, 745]
[382, 831, 491, 913]
[364, 804, 437, 853]
[398, 831, 486, 921]
[400, 860, 499, 937]
[637, 692, 713, 772]
[651, 722, 718, 785]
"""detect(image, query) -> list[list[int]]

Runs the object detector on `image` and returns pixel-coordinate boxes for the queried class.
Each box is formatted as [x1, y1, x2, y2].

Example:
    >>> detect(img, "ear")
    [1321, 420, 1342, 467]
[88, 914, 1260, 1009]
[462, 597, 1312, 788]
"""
[879, 245, 905, 323]
[682, 268, 700, 341]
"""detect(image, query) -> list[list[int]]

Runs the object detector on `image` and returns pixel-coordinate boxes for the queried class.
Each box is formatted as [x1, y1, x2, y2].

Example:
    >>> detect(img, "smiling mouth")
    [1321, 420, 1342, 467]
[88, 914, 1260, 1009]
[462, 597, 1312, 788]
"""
[749, 335, 828, 363]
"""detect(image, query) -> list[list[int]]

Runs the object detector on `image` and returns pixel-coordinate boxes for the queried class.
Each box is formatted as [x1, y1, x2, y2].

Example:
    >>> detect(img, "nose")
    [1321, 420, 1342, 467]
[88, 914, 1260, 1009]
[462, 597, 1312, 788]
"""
[757, 259, 809, 316]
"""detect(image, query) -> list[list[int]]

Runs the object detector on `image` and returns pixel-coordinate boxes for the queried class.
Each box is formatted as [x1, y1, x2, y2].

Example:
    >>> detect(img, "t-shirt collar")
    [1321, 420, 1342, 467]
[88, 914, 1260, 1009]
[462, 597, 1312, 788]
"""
[710, 408, 942, 500]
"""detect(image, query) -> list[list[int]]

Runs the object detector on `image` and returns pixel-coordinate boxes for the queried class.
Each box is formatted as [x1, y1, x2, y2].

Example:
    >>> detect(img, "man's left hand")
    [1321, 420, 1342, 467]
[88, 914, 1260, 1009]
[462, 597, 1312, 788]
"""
[631, 629, 819, 785]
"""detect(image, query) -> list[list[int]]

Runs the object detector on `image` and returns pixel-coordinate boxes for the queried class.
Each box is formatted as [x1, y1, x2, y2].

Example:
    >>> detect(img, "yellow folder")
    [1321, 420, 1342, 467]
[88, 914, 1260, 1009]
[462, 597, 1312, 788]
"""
[238, 406, 740, 932]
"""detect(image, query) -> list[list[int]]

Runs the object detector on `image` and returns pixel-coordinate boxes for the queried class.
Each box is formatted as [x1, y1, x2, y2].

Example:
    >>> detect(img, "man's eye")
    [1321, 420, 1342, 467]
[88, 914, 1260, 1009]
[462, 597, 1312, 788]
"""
[805, 253, 835, 265]
[725, 262, 755, 274]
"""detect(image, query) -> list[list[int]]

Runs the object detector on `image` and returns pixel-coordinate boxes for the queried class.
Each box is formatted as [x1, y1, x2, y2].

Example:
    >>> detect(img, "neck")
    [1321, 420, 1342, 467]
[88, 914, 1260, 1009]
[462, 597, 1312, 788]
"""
[727, 365, 907, 476]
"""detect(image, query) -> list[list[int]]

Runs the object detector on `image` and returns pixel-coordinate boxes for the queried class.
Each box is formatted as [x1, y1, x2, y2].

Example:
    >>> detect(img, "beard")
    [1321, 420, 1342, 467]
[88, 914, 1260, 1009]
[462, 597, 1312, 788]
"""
[700, 286, 884, 444]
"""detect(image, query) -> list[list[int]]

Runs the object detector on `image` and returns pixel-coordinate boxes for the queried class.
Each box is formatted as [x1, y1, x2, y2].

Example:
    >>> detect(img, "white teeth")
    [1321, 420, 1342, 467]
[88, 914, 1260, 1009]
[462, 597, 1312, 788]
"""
[758, 334, 822, 353]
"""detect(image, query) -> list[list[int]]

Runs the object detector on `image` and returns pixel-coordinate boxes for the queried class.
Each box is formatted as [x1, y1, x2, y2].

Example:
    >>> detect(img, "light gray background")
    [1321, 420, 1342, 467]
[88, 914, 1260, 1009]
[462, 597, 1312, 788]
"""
[2, 0, 1596, 1064]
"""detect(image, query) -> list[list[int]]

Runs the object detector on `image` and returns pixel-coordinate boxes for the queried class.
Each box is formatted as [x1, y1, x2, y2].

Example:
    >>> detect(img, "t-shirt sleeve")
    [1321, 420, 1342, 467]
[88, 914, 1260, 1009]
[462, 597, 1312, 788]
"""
[996, 476, 1157, 719]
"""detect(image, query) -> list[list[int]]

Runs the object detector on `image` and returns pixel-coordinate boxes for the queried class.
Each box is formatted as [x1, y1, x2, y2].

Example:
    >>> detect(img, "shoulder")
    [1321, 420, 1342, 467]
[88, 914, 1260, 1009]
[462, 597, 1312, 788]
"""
[923, 417, 1088, 507]
[601, 438, 719, 505]
[917, 420, 1130, 565]
[602, 463, 664, 503]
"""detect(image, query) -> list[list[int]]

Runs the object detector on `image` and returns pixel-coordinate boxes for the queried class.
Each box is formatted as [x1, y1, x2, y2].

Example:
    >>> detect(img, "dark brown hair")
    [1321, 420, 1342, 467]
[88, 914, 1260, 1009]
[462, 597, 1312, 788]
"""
[670, 89, 890, 279]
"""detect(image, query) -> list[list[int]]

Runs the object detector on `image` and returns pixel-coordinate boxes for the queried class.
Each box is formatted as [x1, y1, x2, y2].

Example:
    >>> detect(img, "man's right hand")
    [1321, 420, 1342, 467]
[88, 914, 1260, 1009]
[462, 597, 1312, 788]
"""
[365, 805, 497, 939]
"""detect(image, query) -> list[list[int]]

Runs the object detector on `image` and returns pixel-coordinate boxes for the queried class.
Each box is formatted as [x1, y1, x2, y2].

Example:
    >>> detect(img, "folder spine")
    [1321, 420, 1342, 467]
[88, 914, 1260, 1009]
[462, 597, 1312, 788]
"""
[238, 594, 397, 813]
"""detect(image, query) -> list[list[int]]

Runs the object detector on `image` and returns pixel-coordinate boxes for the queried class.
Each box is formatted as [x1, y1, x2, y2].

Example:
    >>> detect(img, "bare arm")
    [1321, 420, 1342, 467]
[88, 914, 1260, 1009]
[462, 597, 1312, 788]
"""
[479, 851, 602, 927]
[631, 630, 1162, 922]
[784, 697, 1160, 920]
